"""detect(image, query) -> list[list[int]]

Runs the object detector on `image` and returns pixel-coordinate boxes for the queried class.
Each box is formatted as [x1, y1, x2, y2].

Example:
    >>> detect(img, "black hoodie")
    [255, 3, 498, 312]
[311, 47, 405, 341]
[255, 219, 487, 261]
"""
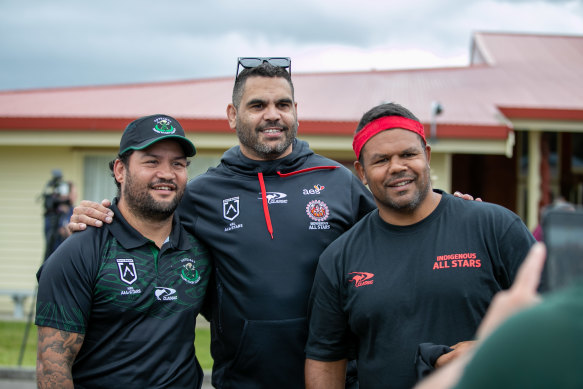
[179, 139, 376, 388]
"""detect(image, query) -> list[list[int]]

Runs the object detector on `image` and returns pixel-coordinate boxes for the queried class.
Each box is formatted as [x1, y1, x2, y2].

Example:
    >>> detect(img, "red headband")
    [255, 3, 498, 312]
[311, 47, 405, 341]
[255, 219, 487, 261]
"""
[352, 116, 426, 159]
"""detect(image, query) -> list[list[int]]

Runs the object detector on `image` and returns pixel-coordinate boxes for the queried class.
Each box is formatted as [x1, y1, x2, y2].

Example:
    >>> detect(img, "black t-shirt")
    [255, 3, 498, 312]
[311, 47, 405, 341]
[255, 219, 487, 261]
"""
[36, 202, 211, 388]
[306, 191, 535, 389]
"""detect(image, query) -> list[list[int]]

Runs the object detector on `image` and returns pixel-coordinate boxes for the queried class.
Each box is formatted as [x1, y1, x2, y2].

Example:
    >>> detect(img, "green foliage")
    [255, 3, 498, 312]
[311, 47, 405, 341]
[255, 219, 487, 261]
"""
[0, 321, 213, 370]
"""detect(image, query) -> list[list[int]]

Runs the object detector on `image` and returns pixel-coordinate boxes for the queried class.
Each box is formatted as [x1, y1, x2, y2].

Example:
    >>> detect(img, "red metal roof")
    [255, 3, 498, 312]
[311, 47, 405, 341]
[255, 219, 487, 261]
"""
[1, 32, 582, 141]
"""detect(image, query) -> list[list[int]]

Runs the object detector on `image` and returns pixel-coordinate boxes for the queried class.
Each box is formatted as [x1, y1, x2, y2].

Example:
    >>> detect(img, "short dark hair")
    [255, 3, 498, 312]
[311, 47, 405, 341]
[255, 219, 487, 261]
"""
[108, 150, 134, 197]
[355, 103, 424, 162]
[232, 63, 294, 109]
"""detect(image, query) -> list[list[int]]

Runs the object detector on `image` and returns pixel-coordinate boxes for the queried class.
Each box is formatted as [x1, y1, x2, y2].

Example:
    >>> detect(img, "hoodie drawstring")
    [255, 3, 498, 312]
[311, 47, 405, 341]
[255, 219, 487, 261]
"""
[257, 166, 340, 240]
[257, 172, 274, 239]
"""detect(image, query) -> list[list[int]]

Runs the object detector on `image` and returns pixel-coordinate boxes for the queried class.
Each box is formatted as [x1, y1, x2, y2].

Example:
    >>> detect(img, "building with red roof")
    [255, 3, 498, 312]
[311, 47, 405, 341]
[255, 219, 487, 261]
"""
[1, 31, 582, 315]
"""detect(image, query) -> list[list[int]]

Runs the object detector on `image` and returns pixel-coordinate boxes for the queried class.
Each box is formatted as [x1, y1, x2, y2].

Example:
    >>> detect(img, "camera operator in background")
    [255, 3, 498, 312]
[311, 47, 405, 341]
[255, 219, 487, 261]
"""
[42, 169, 76, 260]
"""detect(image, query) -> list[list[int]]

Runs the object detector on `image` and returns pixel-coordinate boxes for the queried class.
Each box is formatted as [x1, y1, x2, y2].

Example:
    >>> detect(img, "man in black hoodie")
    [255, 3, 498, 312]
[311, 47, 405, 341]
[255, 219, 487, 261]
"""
[70, 58, 377, 389]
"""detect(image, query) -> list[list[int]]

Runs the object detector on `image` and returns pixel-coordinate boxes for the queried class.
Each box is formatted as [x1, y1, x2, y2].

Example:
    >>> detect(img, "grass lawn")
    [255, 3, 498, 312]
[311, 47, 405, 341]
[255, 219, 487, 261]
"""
[0, 320, 213, 370]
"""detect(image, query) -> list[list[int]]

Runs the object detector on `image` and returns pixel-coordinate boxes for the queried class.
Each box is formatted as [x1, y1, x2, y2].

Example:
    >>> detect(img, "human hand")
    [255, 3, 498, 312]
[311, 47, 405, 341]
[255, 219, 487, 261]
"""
[476, 243, 546, 340]
[68, 199, 114, 233]
[453, 191, 482, 202]
[434, 340, 477, 368]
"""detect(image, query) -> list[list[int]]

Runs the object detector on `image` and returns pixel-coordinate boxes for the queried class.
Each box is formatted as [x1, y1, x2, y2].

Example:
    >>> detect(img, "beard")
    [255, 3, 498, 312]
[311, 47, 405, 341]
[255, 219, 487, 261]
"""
[122, 172, 184, 223]
[236, 119, 298, 160]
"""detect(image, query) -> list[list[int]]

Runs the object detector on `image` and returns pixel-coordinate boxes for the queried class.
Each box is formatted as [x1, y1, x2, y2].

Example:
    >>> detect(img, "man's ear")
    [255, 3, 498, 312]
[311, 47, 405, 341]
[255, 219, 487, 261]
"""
[425, 144, 432, 165]
[354, 160, 368, 186]
[226, 104, 237, 131]
[113, 159, 126, 185]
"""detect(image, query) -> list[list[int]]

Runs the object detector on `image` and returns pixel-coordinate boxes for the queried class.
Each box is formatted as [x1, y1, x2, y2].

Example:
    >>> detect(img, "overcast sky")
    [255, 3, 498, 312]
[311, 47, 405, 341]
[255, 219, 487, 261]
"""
[1, 0, 582, 91]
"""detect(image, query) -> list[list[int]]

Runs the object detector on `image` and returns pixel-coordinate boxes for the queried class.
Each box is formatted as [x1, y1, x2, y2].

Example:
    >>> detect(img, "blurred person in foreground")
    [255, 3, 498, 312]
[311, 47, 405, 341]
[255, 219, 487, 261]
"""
[36, 115, 211, 388]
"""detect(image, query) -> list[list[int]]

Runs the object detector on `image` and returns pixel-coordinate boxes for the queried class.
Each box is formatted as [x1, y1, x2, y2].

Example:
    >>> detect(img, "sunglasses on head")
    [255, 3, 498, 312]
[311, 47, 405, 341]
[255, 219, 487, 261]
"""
[235, 57, 291, 79]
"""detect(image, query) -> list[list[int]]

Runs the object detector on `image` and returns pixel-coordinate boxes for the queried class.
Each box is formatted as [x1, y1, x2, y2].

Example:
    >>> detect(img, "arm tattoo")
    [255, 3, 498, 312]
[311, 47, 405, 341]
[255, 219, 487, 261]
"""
[37, 326, 85, 389]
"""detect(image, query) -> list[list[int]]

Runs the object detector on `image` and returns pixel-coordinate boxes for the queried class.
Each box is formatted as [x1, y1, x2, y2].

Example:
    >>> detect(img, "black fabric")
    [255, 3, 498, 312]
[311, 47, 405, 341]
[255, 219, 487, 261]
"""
[306, 192, 535, 389]
[414, 343, 453, 379]
[178, 139, 376, 389]
[36, 200, 211, 389]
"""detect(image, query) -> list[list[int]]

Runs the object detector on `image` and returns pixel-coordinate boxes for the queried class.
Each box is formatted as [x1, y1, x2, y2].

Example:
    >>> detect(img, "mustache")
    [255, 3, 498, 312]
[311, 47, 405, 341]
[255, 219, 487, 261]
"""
[257, 121, 288, 131]
[385, 172, 416, 186]
[149, 179, 177, 189]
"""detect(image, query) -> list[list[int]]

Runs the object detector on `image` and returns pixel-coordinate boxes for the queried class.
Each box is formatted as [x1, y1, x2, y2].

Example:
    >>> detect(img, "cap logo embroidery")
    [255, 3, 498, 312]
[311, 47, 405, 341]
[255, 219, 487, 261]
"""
[348, 272, 375, 288]
[153, 117, 176, 134]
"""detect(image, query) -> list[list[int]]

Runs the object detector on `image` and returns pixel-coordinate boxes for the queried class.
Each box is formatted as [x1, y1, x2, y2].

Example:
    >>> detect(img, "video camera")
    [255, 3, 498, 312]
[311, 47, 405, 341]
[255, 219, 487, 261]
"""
[43, 169, 72, 215]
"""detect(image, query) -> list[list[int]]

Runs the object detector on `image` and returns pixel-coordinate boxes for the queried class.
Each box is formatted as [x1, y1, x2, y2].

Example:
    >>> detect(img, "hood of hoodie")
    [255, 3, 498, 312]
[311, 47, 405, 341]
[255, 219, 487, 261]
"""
[219, 139, 315, 176]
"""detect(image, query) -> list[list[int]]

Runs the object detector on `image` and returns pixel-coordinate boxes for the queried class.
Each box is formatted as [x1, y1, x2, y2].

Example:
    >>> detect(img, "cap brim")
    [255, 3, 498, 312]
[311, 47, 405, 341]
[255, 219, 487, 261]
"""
[120, 135, 196, 157]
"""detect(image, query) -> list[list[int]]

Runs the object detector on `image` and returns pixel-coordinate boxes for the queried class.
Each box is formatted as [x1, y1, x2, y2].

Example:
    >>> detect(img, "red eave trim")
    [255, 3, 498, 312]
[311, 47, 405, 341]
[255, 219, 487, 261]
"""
[0, 117, 232, 133]
[498, 107, 583, 121]
[0, 117, 510, 140]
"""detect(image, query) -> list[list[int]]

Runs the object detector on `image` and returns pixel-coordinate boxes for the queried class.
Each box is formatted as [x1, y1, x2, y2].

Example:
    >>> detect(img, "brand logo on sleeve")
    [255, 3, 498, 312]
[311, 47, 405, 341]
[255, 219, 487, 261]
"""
[303, 184, 325, 195]
[155, 287, 177, 301]
[348, 272, 375, 288]
[117, 258, 138, 285]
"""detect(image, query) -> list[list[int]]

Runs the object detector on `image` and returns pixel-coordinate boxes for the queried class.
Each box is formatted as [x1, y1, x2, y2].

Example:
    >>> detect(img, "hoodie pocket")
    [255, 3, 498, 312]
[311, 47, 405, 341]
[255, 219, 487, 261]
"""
[225, 317, 307, 388]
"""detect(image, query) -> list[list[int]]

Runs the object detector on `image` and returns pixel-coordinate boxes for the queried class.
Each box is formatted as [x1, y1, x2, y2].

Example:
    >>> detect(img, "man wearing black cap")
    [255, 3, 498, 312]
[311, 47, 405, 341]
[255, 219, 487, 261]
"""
[35, 115, 211, 388]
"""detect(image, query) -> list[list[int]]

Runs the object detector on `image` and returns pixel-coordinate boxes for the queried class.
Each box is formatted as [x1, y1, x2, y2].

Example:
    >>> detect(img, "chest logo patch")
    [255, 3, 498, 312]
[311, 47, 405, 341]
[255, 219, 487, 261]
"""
[306, 199, 329, 222]
[223, 197, 240, 221]
[348, 272, 375, 288]
[117, 258, 138, 285]
[181, 258, 201, 284]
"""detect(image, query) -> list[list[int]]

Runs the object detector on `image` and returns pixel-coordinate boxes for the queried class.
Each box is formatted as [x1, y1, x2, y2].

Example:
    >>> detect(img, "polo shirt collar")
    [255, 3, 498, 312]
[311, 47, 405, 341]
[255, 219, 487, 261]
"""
[107, 198, 191, 251]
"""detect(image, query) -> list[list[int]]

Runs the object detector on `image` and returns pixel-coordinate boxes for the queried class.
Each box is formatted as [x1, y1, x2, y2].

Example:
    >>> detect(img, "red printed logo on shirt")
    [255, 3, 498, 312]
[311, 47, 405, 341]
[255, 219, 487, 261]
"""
[348, 272, 375, 288]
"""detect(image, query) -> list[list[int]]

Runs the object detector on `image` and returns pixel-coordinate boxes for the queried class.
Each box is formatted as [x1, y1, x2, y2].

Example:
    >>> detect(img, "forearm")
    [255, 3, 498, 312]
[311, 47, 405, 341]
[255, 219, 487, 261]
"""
[305, 358, 347, 389]
[37, 326, 84, 389]
[37, 359, 74, 389]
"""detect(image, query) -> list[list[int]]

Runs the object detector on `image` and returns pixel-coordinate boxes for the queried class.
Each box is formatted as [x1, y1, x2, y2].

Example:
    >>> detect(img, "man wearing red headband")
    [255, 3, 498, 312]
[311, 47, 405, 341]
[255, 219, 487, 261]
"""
[305, 102, 535, 389]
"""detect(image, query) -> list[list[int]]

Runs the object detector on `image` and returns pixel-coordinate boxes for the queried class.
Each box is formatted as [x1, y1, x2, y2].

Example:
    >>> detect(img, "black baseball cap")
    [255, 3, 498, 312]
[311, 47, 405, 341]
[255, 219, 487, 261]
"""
[119, 114, 196, 157]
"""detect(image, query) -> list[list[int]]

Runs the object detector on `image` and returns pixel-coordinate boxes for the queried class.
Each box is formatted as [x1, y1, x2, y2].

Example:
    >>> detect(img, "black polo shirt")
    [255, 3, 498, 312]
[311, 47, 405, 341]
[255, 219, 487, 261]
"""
[36, 200, 211, 389]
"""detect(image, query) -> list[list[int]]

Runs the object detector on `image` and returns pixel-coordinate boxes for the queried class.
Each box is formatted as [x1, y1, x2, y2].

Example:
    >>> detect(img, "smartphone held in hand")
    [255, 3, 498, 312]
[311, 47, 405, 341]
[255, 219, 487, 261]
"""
[543, 207, 583, 291]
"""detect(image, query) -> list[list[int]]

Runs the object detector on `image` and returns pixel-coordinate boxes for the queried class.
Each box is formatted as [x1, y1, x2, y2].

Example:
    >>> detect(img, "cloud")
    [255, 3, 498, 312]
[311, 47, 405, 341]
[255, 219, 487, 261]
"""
[0, 0, 581, 90]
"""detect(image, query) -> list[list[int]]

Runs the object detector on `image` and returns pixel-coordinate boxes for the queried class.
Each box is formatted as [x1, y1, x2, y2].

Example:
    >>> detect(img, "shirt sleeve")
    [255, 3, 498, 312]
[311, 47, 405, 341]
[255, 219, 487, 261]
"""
[305, 248, 351, 361]
[35, 230, 101, 334]
[495, 214, 536, 288]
